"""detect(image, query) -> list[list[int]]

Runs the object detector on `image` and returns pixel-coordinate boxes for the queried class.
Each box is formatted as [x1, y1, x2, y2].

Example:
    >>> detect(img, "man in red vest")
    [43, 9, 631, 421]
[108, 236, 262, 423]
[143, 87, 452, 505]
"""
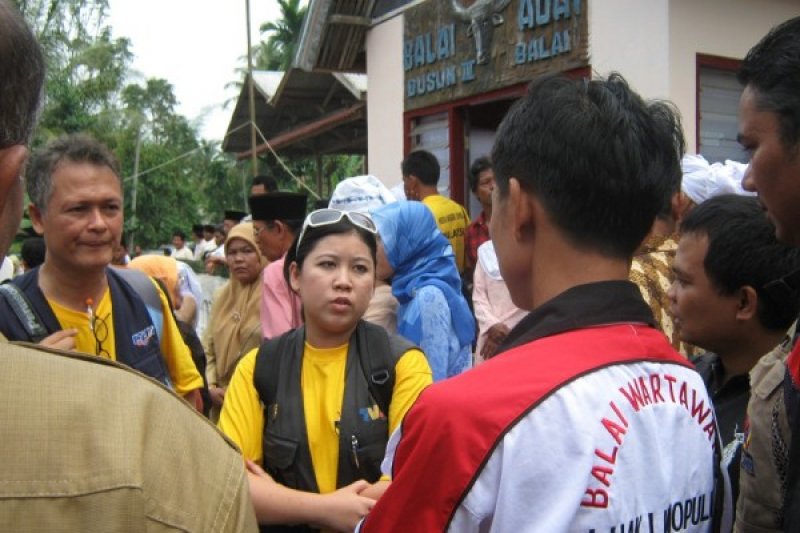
[359, 74, 723, 532]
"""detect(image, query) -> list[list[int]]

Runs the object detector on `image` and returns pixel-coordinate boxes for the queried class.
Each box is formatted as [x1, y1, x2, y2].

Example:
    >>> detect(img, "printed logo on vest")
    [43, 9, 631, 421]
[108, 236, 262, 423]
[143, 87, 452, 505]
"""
[132, 325, 156, 347]
[359, 403, 386, 422]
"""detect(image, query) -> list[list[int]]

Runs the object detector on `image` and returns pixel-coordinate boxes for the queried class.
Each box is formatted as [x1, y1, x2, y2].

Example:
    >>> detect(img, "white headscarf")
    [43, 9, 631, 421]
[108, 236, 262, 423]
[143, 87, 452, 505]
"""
[681, 154, 755, 204]
[329, 175, 396, 213]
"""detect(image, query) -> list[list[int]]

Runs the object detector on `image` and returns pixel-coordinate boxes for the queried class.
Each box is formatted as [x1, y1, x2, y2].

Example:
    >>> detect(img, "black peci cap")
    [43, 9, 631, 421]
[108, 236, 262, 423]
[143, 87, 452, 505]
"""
[248, 192, 308, 221]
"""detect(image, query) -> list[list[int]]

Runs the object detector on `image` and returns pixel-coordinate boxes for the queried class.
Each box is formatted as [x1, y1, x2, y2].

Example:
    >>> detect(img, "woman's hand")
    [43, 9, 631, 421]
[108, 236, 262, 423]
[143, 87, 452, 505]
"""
[245, 460, 375, 531]
[316, 480, 376, 532]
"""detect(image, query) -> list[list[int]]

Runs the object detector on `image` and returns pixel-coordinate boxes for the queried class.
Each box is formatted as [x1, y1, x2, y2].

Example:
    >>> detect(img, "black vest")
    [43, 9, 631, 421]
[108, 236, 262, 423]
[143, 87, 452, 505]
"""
[0, 267, 171, 386]
[253, 321, 413, 533]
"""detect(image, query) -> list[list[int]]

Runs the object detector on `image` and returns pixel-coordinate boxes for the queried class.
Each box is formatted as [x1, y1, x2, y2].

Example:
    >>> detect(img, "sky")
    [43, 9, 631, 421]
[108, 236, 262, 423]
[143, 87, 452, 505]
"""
[107, 1, 288, 142]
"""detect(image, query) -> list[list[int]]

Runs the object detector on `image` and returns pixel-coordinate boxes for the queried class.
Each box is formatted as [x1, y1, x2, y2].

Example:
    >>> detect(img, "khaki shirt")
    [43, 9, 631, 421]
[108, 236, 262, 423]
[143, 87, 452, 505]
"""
[0, 340, 257, 532]
[735, 325, 795, 533]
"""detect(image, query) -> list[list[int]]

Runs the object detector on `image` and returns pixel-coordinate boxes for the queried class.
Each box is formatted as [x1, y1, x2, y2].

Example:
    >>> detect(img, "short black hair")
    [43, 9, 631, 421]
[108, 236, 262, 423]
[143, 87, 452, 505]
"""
[283, 219, 377, 287]
[738, 16, 800, 148]
[401, 150, 440, 186]
[469, 156, 492, 193]
[680, 194, 800, 331]
[173, 230, 186, 241]
[20, 236, 45, 269]
[252, 174, 278, 192]
[492, 73, 685, 259]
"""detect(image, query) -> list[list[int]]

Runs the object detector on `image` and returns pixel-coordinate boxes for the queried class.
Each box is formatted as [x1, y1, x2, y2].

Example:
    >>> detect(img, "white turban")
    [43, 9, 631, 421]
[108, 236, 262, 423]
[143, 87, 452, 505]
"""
[681, 154, 755, 204]
[328, 175, 396, 213]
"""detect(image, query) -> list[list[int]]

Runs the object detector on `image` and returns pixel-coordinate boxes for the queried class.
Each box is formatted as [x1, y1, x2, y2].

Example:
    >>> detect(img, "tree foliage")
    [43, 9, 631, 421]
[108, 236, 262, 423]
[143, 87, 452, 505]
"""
[13, 0, 246, 250]
[11, 0, 363, 253]
[255, 0, 307, 70]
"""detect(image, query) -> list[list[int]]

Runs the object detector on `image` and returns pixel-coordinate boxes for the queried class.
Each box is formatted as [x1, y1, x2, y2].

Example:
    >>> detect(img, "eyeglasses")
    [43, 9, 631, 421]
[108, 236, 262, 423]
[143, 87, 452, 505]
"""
[86, 298, 110, 358]
[90, 313, 110, 358]
[253, 224, 266, 237]
[296, 209, 378, 253]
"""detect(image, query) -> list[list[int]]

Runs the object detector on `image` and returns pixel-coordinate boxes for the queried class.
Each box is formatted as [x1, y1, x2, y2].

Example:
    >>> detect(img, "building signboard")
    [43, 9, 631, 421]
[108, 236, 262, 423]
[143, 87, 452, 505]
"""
[404, 0, 589, 110]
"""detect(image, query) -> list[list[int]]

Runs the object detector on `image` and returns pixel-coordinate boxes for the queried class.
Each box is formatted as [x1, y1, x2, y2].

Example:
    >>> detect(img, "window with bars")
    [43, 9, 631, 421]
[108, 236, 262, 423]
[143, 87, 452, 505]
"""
[698, 65, 748, 164]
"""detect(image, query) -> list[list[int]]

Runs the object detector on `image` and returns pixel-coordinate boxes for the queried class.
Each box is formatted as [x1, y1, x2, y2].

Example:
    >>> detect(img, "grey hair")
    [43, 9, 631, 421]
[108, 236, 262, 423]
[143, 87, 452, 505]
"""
[27, 133, 121, 211]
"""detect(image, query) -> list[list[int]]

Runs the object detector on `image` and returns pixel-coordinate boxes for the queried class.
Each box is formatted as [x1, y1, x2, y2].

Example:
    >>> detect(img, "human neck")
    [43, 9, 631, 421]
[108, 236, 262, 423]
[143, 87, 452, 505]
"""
[483, 204, 492, 220]
[417, 186, 438, 200]
[304, 322, 355, 349]
[715, 328, 787, 384]
[38, 261, 108, 311]
[529, 233, 630, 310]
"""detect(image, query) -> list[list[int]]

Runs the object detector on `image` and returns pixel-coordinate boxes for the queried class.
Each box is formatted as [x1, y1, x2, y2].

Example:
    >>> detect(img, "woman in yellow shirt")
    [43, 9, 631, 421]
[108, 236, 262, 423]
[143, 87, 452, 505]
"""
[219, 208, 432, 532]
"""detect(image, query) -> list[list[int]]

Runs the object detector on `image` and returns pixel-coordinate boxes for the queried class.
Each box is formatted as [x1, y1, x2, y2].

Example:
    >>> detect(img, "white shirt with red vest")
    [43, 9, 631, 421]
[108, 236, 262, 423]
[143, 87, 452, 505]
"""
[359, 281, 724, 533]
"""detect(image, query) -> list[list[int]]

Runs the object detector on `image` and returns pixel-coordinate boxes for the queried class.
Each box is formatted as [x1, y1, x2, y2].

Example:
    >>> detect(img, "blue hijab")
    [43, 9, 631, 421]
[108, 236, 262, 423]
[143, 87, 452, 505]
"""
[371, 201, 475, 347]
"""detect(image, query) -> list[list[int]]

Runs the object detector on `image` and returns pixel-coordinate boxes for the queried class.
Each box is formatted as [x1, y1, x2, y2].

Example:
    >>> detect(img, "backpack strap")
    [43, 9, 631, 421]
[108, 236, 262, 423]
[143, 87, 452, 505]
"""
[0, 282, 49, 342]
[355, 321, 416, 417]
[253, 330, 296, 408]
[112, 267, 162, 310]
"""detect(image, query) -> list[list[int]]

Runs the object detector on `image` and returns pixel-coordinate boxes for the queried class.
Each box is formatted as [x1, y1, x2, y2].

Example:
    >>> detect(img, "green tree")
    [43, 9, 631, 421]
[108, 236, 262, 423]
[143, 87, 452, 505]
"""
[255, 0, 307, 70]
[14, 0, 248, 250]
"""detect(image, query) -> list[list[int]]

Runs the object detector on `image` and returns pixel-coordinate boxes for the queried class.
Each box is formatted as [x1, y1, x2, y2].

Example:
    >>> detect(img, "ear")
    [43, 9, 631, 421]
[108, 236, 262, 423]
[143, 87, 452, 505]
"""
[507, 177, 535, 243]
[288, 261, 301, 294]
[0, 145, 28, 209]
[673, 192, 696, 225]
[28, 203, 46, 235]
[735, 286, 758, 321]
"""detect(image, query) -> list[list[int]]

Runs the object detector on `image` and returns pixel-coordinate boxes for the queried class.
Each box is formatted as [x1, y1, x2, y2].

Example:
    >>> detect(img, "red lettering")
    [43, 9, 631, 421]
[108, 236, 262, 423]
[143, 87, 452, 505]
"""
[664, 374, 677, 402]
[602, 416, 627, 445]
[704, 420, 717, 441]
[595, 446, 618, 465]
[581, 488, 609, 508]
[609, 401, 628, 428]
[591, 465, 613, 487]
[637, 376, 653, 406]
[619, 380, 645, 412]
[679, 381, 689, 409]
[650, 374, 665, 403]
[691, 389, 712, 425]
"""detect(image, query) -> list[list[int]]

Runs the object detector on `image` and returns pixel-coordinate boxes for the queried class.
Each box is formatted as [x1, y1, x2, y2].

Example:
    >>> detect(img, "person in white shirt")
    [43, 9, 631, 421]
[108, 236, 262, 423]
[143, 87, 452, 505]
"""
[171, 231, 194, 261]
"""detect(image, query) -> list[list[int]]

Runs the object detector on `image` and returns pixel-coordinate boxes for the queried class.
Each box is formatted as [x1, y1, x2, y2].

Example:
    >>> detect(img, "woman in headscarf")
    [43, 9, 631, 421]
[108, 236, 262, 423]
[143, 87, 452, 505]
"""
[371, 201, 475, 381]
[204, 222, 266, 421]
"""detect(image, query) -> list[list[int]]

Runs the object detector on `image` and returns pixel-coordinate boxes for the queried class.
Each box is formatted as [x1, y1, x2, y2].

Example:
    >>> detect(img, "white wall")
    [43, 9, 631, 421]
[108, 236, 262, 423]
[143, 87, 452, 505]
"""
[668, 0, 799, 152]
[366, 15, 405, 188]
[589, 0, 671, 99]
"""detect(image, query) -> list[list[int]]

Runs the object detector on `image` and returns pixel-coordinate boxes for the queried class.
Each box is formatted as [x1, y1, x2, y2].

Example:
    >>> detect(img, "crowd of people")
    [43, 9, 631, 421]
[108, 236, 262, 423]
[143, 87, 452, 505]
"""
[2, 2, 800, 531]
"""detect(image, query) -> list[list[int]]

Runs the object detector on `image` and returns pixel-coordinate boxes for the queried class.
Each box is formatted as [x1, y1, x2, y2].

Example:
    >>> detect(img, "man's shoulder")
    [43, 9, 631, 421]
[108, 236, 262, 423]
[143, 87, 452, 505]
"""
[263, 258, 286, 280]
[1, 341, 254, 531]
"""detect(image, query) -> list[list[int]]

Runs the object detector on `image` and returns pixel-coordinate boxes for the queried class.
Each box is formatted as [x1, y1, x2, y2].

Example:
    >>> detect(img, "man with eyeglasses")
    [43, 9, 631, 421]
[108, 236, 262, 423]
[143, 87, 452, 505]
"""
[0, 132, 204, 412]
[0, 1, 256, 529]
[248, 192, 307, 339]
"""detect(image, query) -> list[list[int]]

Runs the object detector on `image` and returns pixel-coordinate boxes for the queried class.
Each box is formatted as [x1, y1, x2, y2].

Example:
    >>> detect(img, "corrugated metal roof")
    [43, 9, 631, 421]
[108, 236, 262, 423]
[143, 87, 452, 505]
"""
[252, 71, 285, 104]
[222, 69, 367, 157]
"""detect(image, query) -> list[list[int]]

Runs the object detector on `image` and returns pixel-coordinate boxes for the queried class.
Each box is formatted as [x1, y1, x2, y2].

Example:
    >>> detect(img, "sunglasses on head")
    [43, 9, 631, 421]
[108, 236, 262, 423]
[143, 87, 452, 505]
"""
[296, 209, 378, 253]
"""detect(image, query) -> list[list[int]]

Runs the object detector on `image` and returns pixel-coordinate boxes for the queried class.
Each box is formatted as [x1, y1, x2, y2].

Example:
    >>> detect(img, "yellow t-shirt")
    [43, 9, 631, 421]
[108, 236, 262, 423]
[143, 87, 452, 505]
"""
[422, 195, 470, 273]
[219, 342, 432, 494]
[48, 280, 203, 395]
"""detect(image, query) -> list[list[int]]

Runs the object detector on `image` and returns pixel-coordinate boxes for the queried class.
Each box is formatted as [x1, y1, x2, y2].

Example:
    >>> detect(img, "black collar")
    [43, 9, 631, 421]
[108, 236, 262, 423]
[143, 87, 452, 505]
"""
[499, 280, 657, 353]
